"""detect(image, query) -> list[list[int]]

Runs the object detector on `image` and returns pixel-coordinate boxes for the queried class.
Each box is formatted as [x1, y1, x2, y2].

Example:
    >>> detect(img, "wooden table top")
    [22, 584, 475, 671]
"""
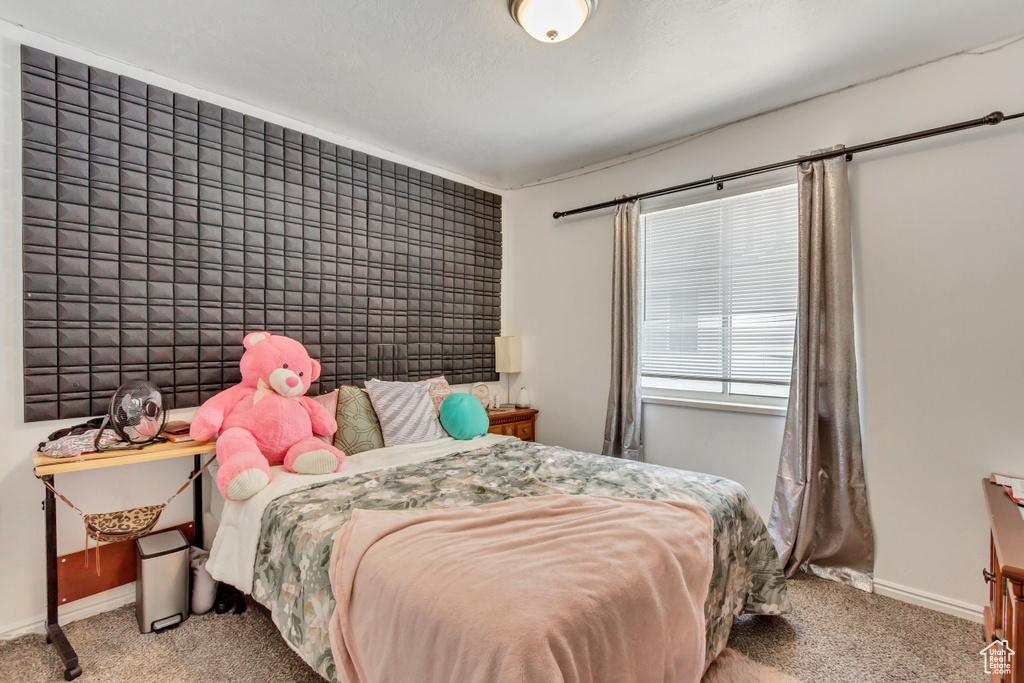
[486, 407, 538, 420]
[983, 477, 1024, 583]
[33, 438, 216, 477]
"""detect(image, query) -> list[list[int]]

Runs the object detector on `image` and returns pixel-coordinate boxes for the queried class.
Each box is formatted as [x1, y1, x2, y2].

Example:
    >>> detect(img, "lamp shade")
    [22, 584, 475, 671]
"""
[495, 336, 522, 374]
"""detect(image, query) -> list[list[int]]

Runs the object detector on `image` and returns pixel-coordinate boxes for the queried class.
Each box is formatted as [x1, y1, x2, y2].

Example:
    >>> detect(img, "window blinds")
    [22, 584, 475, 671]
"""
[641, 184, 798, 387]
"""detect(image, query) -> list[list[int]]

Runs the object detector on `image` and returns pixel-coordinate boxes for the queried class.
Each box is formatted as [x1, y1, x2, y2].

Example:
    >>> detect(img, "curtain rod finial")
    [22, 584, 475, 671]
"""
[553, 211, 563, 219]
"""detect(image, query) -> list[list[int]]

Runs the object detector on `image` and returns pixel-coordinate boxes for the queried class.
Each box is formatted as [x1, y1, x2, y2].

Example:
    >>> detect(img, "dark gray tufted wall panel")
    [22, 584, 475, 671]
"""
[21, 46, 501, 422]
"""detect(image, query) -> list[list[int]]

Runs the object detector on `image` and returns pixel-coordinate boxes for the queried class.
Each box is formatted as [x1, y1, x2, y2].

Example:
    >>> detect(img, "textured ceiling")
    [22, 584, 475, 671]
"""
[1, 0, 1023, 188]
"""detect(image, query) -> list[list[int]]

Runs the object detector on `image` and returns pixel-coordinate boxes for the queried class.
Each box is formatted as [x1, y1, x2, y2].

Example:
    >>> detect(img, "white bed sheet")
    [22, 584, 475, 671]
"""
[206, 433, 513, 593]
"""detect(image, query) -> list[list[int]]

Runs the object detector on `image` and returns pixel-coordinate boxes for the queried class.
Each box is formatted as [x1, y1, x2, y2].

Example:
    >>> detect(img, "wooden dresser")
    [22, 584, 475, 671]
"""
[983, 478, 1024, 682]
[487, 407, 538, 441]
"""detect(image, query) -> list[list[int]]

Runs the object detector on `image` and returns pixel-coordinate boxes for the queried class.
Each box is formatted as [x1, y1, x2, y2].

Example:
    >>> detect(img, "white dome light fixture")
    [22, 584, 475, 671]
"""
[508, 0, 598, 44]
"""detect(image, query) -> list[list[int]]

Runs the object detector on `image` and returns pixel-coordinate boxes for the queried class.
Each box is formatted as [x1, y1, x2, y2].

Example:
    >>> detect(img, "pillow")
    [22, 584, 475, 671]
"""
[364, 379, 446, 447]
[311, 389, 340, 445]
[333, 385, 384, 455]
[419, 375, 452, 414]
[439, 393, 490, 440]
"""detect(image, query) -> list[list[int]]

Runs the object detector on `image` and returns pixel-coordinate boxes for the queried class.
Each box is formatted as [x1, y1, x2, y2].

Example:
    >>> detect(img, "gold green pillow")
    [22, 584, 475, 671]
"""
[333, 385, 384, 455]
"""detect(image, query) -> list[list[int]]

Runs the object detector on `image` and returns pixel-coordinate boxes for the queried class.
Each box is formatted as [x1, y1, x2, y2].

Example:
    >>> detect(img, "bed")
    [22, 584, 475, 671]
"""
[206, 433, 790, 682]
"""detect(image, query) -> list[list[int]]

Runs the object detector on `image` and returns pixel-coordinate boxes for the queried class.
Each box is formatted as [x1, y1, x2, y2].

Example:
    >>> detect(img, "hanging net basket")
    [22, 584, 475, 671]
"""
[84, 504, 165, 543]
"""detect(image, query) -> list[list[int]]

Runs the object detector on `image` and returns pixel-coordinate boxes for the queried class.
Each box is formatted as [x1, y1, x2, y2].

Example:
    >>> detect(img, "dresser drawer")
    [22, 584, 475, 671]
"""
[488, 423, 519, 437]
[486, 408, 538, 442]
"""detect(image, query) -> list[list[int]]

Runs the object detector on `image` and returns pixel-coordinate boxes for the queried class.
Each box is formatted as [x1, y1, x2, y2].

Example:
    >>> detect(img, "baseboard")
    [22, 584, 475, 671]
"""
[0, 583, 135, 641]
[874, 579, 984, 623]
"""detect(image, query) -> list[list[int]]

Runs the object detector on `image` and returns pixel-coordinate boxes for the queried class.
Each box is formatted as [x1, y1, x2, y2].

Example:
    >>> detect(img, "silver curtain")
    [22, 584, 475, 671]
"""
[603, 200, 642, 461]
[768, 148, 875, 591]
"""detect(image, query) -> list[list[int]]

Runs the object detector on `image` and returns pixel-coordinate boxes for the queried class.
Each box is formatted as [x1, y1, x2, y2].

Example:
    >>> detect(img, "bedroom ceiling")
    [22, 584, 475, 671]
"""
[1, 0, 1023, 188]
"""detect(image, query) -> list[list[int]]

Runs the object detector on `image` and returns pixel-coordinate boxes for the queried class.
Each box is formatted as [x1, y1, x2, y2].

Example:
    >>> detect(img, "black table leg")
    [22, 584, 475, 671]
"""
[192, 454, 203, 549]
[43, 475, 81, 681]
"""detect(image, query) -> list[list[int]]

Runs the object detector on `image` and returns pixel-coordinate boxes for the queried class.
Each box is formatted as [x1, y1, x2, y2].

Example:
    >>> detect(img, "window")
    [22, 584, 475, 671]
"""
[641, 184, 798, 411]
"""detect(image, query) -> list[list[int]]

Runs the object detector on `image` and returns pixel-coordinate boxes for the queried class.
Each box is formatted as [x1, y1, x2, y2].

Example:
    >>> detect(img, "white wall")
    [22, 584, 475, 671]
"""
[503, 38, 1024, 615]
[0, 21, 502, 637]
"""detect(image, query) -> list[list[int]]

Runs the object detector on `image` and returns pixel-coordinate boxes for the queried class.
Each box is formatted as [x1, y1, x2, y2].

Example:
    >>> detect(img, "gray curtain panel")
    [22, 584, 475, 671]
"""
[768, 147, 875, 591]
[603, 200, 643, 461]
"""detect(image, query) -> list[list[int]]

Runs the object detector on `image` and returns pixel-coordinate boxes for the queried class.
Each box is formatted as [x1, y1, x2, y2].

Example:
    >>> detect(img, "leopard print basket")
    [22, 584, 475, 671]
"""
[83, 505, 165, 573]
[85, 505, 163, 540]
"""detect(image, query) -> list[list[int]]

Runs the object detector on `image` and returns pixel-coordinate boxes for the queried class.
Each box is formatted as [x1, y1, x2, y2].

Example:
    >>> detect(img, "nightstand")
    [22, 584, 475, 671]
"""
[487, 407, 538, 441]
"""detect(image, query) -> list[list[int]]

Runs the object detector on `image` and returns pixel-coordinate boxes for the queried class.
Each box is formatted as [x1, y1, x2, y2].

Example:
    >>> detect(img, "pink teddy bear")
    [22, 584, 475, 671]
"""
[190, 332, 345, 501]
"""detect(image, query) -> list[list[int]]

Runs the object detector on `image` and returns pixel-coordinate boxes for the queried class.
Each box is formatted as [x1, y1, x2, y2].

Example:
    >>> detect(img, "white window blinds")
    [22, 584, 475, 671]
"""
[641, 184, 798, 389]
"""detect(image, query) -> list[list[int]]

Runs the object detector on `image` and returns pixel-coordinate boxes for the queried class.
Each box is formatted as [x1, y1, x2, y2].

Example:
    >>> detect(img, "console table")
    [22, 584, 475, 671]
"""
[33, 439, 216, 681]
[983, 477, 1024, 683]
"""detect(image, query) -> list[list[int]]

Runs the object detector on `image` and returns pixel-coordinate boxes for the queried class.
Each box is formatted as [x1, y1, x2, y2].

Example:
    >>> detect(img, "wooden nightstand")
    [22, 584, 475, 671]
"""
[487, 407, 538, 441]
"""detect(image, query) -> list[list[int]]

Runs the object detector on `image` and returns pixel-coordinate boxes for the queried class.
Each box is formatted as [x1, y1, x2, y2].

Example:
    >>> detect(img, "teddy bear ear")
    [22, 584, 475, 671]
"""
[309, 359, 321, 382]
[243, 331, 271, 350]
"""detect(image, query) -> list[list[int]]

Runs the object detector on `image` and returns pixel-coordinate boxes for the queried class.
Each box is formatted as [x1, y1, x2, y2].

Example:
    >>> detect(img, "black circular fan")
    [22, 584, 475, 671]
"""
[94, 380, 168, 451]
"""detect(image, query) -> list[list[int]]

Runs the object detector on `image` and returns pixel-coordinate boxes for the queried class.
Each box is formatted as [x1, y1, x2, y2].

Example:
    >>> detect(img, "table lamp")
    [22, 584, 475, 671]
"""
[494, 336, 522, 409]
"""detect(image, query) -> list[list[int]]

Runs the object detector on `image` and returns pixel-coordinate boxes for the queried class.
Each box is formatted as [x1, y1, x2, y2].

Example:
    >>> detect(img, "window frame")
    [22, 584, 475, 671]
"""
[638, 179, 798, 416]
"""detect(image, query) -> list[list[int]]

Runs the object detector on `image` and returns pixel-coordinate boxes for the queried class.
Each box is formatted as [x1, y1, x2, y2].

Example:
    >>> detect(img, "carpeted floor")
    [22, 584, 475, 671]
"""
[0, 575, 986, 682]
[728, 575, 986, 682]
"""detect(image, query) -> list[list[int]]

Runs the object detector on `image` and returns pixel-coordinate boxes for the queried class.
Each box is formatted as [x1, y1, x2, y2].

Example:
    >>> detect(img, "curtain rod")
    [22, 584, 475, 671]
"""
[552, 110, 1024, 219]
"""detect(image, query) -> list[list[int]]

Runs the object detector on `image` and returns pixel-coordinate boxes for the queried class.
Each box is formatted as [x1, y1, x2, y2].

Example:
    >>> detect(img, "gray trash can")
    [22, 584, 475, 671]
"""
[135, 529, 190, 633]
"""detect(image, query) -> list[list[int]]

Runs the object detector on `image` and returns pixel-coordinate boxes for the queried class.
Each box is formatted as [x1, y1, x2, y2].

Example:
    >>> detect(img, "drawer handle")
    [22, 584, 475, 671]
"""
[983, 569, 996, 584]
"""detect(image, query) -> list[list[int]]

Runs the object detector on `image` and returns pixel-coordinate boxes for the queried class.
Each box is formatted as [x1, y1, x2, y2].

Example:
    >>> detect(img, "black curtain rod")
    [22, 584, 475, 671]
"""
[553, 110, 1024, 219]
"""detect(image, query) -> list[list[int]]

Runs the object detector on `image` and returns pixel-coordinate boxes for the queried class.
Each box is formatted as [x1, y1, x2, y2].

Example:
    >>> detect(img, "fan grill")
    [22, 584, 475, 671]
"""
[107, 380, 167, 445]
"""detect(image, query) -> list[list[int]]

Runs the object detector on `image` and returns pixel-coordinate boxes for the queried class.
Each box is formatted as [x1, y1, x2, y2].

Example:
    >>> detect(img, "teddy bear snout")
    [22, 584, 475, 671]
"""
[268, 367, 305, 397]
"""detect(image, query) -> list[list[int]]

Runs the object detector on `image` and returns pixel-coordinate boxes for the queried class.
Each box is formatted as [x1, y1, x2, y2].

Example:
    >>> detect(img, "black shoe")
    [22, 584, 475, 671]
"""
[213, 583, 234, 615]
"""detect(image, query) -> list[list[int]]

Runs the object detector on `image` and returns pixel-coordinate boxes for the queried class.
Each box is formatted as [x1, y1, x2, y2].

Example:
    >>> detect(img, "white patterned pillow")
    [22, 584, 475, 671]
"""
[364, 379, 447, 447]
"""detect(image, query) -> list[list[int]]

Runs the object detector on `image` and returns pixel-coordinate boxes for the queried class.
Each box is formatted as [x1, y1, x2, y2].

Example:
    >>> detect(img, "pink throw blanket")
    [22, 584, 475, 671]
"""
[328, 494, 714, 683]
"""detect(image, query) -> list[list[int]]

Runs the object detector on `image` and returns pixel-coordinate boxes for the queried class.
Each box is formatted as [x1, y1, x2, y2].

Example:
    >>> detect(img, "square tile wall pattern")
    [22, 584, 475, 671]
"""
[21, 46, 501, 422]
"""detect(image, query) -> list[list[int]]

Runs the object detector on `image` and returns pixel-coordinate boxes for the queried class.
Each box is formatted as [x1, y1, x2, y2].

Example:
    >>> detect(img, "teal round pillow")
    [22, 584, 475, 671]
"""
[439, 393, 489, 440]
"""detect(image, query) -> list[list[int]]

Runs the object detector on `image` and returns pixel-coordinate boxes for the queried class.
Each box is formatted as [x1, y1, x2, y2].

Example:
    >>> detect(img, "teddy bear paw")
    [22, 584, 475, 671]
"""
[291, 449, 342, 475]
[225, 468, 270, 501]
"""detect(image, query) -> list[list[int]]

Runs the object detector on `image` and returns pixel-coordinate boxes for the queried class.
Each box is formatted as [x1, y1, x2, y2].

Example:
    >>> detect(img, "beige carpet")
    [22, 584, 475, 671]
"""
[727, 575, 987, 682]
[0, 575, 984, 682]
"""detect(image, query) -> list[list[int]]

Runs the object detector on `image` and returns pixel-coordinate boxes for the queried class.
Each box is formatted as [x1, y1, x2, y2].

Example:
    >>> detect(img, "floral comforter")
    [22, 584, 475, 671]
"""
[251, 439, 790, 681]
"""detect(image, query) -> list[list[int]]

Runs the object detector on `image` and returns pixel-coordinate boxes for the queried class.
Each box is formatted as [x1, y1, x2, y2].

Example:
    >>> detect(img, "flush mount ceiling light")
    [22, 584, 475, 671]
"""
[508, 0, 598, 44]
